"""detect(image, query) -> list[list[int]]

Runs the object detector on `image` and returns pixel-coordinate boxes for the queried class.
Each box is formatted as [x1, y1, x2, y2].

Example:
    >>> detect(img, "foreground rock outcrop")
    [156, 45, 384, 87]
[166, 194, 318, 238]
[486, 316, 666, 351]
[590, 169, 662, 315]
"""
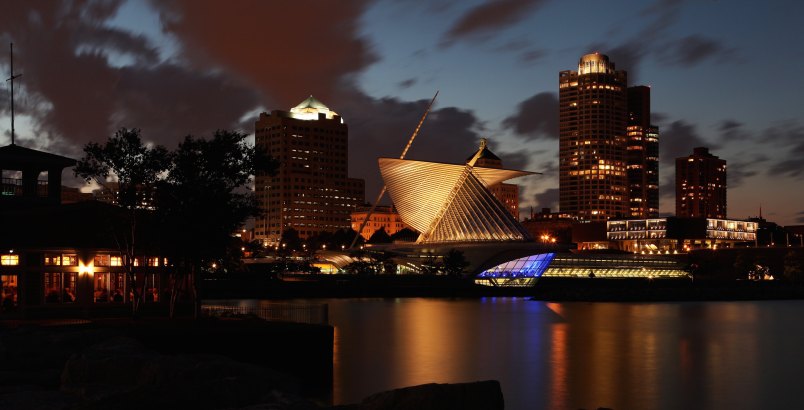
[0, 322, 503, 409]
[336, 380, 504, 410]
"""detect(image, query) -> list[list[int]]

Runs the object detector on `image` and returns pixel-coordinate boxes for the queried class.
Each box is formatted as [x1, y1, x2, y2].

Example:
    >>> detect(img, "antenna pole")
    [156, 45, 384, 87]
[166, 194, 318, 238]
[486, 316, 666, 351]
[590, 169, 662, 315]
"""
[349, 91, 439, 249]
[6, 43, 22, 146]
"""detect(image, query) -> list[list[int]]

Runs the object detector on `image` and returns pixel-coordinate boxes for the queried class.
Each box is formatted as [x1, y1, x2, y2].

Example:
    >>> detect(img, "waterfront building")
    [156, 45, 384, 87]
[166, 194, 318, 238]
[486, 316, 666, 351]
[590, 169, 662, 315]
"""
[626, 86, 659, 218]
[0, 144, 169, 312]
[559, 53, 629, 221]
[469, 145, 520, 220]
[606, 217, 757, 252]
[676, 147, 727, 218]
[318, 140, 685, 286]
[520, 208, 576, 244]
[254, 96, 365, 246]
[350, 205, 410, 241]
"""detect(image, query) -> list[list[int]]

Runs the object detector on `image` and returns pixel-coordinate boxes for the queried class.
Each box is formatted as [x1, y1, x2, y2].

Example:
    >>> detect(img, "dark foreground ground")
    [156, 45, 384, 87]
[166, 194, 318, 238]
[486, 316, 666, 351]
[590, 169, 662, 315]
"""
[0, 318, 502, 410]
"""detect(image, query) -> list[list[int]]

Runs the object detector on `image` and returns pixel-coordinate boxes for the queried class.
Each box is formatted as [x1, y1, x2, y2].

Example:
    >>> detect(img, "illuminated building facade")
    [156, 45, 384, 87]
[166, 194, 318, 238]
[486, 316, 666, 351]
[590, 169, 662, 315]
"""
[606, 217, 756, 252]
[350, 205, 410, 240]
[470, 145, 520, 220]
[379, 140, 532, 244]
[559, 53, 629, 221]
[626, 86, 659, 217]
[255, 96, 365, 246]
[676, 147, 727, 218]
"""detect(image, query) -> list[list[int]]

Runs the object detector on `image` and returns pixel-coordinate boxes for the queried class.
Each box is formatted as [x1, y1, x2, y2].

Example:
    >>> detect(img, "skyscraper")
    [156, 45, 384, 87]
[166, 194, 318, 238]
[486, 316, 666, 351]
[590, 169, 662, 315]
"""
[626, 86, 659, 218]
[675, 147, 727, 219]
[254, 96, 365, 246]
[559, 53, 628, 221]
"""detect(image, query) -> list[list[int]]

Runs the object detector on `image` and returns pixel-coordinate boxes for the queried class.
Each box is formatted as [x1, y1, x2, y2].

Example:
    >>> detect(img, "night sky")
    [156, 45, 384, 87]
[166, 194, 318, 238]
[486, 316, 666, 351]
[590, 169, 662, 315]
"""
[1, 0, 802, 224]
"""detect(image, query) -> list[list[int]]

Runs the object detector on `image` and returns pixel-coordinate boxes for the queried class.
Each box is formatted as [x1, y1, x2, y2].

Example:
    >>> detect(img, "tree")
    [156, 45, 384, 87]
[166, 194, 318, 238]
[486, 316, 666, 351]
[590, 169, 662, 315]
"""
[368, 227, 392, 244]
[784, 251, 804, 284]
[156, 130, 275, 318]
[442, 249, 470, 276]
[74, 128, 169, 315]
[733, 254, 753, 280]
[390, 227, 418, 243]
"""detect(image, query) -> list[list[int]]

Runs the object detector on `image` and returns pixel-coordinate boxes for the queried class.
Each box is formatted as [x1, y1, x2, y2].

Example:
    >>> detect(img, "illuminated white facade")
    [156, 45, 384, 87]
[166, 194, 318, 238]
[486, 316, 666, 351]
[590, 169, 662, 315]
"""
[379, 142, 532, 244]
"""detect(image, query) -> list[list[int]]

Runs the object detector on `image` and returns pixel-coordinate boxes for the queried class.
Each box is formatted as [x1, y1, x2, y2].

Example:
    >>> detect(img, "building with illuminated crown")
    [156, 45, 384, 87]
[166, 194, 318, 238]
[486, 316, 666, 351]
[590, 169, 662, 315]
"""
[559, 53, 628, 221]
[254, 96, 365, 246]
[676, 147, 726, 219]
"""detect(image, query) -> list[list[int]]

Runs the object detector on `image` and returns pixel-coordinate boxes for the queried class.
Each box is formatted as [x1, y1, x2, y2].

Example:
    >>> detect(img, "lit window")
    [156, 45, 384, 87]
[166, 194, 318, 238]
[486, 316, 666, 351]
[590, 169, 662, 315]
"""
[1, 254, 18, 266]
[94, 254, 110, 267]
[110, 256, 123, 267]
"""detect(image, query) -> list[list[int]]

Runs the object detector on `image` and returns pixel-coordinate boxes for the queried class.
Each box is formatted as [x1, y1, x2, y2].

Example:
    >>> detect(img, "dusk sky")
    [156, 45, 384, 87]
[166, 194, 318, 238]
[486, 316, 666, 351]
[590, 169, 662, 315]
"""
[1, 0, 803, 224]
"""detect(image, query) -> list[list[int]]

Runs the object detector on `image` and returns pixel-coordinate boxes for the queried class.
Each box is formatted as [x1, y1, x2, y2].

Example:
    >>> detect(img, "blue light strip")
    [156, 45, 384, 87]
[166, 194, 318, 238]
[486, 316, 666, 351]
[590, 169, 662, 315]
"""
[477, 253, 556, 279]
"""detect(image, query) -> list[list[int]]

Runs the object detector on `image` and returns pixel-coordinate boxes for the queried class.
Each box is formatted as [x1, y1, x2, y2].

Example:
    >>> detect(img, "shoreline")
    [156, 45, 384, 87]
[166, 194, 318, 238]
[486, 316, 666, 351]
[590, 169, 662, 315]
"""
[201, 274, 804, 302]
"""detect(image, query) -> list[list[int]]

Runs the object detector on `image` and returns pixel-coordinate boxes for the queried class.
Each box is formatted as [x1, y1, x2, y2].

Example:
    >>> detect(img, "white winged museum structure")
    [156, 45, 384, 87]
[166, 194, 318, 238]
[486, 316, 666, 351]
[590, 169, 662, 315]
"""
[321, 140, 688, 286]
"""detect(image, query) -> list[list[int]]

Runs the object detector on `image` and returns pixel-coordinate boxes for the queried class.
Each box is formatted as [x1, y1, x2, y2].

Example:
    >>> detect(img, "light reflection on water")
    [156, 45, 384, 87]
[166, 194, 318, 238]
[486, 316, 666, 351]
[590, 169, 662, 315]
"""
[318, 298, 804, 410]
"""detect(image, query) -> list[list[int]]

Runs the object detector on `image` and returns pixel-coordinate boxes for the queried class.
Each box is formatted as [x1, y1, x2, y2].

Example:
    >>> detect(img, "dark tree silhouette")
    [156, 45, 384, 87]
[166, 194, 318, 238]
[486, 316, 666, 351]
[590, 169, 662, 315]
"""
[368, 227, 392, 244]
[74, 128, 170, 315]
[156, 130, 275, 318]
[442, 249, 470, 276]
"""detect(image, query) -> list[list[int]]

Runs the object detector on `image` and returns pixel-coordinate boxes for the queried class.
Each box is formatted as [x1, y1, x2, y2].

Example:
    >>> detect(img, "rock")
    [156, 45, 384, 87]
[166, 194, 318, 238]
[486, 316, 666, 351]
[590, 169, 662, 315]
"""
[350, 380, 504, 410]
[61, 336, 304, 410]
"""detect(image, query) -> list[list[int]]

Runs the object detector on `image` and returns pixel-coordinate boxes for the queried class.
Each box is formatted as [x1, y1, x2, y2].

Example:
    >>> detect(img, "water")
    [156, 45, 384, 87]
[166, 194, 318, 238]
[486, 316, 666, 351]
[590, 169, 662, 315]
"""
[318, 298, 804, 410]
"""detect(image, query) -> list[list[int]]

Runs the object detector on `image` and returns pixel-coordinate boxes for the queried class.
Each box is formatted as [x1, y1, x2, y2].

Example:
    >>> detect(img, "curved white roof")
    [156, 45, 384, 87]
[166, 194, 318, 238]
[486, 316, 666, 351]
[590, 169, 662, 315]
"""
[378, 158, 533, 243]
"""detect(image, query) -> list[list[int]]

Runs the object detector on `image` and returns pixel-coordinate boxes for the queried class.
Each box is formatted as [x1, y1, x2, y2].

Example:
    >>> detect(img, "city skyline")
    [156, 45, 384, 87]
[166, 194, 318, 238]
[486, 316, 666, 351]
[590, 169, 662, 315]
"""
[1, 1, 802, 224]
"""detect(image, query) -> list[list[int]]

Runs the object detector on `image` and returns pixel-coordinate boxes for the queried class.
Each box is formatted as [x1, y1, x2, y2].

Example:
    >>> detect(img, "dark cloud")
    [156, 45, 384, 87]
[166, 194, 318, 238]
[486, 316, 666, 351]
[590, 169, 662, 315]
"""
[519, 49, 547, 64]
[658, 35, 736, 66]
[397, 78, 417, 89]
[502, 92, 558, 140]
[762, 122, 804, 178]
[332, 90, 483, 201]
[796, 211, 804, 224]
[590, 1, 739, 82]
[659, 176, 675, 202]
[441, 0, 547, 46]
[658, 120, 717, 166]
[718, 119, 752, 142]
[155, 0, 376, 108]
[728, 158, 763, 188]
[533, 187, 559, 211]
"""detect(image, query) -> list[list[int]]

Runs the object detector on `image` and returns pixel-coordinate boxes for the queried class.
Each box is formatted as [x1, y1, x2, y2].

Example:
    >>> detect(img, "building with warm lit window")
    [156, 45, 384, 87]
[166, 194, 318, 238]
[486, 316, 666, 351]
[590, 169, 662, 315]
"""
[676, 147, 727, 219]
[469, 145, 520, 220]
[255, 96, 365, 246]
[351, 205, 410, 240]
[90, 182, 155, 209]
[606, 217, 756, 252]
[626, 86, 659, 218]
[559, 53, 629, 221]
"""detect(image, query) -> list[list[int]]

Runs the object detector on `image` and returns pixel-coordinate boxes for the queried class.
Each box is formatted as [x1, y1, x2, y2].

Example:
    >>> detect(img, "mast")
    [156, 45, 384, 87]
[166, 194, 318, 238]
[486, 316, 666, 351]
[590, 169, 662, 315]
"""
[6, 43, 22, 145]
[349, 90, 439, 249]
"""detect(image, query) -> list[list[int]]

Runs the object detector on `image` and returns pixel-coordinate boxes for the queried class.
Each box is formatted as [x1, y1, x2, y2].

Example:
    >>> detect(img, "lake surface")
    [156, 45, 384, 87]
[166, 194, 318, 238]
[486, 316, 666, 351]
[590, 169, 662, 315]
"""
[249, 298, 804, 409]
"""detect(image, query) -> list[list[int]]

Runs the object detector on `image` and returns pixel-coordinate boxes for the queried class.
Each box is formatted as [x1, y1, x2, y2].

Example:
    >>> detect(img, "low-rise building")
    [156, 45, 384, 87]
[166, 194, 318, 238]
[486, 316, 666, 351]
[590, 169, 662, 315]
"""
[606, 217, 757, 252]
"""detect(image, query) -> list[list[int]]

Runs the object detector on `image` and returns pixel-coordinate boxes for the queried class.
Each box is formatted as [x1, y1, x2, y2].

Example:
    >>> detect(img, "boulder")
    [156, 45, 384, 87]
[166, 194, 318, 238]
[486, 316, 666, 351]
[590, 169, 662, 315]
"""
[350, 380, 504, 410]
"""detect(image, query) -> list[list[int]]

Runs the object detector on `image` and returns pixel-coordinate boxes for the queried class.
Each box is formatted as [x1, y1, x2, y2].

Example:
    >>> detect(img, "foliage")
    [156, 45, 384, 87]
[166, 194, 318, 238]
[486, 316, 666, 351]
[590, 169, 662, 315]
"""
[156, 130, 275, 317]
[390, 227, 419, 242]
[74, 128, 170, 315]
[442, 249, 470, 276]
[368, 227, 392, 244]
[75, 128, 170, 208]
[733, 254, 753, 279]
[784, 251, 804, 283]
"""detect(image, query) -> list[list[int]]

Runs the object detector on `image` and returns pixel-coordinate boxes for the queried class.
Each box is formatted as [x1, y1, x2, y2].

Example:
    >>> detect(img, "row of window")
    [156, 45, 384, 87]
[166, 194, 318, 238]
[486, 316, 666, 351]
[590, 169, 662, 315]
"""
[0, 254, 168, 267]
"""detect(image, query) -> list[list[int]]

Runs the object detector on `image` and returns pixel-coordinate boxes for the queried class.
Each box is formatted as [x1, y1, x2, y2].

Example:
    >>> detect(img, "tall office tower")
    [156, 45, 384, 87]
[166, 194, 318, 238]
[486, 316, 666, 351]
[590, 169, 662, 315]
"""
[675, 147, 727, 218]
[255, 96, 365, 246]
[626, 86, 660, 218]
[470, 145, 520, 220]
[559, 53, 628, 221]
